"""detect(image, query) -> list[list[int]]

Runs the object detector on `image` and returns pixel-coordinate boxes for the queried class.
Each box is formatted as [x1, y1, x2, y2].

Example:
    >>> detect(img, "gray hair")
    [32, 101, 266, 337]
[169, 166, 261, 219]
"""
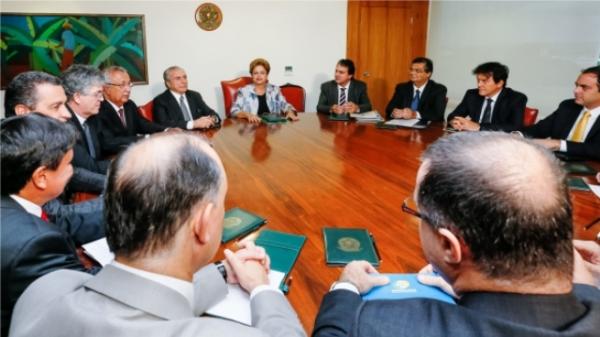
[102, 65, 128, 83]
[61, 64, 105, 100]
[418, 132, 572, 280]
[163, 65, 184, 83]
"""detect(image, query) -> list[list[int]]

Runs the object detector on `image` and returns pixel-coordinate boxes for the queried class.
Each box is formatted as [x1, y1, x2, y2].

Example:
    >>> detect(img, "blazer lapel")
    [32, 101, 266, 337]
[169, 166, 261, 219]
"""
[186, 92, 199, 119]
[167, 92, 185, 121]
[491, 89, 508, 123]
[585, 115, 600, 141]
[85, 265, 193, 320]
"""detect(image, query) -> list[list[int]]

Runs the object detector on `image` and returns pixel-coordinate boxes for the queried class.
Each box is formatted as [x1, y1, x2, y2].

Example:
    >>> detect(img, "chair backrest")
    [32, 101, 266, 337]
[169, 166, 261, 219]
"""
[221, 76, 252, 117]
[280, 83, 306, 112]
[138, 100, 154, 121]
[523, 106, 539, 127]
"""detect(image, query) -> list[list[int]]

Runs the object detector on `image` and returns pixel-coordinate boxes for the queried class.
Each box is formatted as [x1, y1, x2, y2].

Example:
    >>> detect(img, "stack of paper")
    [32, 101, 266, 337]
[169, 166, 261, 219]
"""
[82, 237, 114, 266]
[350, 111, 383, 123]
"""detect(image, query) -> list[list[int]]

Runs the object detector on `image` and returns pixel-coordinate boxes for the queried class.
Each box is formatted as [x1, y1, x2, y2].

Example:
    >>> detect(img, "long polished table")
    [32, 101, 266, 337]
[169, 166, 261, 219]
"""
[202, 113, 600, 333]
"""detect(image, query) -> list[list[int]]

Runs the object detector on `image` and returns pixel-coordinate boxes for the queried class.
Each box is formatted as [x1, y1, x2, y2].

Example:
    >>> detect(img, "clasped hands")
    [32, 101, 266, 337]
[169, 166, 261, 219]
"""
[245, 110, 299, 124]
[331, 102, 359, 115]
[391, 108, 417, 120]
[449, 116, 480, 131]
[221, 241, 271, 293]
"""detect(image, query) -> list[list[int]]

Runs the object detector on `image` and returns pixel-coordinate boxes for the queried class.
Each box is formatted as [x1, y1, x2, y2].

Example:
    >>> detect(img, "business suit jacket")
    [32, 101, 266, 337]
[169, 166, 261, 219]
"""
[153, 89, 221, 129]
[447, 87, 527, 131]
[97, 100, 166, 156]
[313, 286, 600, 337]
[385, 80, 447, 121]
[10, 264, 306, 337]
[66, 106, 110, 175]
[520, 99, 600, 160]
[0, 196, 94, 337]
[317, 80, 372, 113]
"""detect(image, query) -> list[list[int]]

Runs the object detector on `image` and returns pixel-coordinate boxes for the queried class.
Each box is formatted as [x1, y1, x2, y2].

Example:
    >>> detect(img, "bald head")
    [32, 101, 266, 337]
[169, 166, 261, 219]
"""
[105, 133, 224, 258]
[417, 132, 572, 280]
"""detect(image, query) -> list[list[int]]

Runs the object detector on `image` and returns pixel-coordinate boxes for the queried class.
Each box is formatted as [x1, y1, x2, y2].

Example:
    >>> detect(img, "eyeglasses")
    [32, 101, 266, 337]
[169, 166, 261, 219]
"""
[107, 82, 134, 89]
[402, 197, 424, 219]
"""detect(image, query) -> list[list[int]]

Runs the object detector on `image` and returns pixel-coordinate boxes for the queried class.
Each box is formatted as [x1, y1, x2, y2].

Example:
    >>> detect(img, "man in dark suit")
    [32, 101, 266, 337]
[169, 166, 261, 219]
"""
[9, 133, 305, 337]
[317, 59, 372, 114]
[385, 57, 447, 122]
[448, 62, 527, 131]
[153, 66, 220, 130]
[1, 114, 99, 337]
[520, 66, 600, 161]
[313, 132, 600, 337]
[97, 66, 166, 155]
[62, 64, 110, 175]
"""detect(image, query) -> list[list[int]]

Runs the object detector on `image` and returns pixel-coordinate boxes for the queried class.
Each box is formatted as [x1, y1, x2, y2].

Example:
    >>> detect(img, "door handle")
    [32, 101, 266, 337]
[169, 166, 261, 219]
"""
[362, 71, 370, 77]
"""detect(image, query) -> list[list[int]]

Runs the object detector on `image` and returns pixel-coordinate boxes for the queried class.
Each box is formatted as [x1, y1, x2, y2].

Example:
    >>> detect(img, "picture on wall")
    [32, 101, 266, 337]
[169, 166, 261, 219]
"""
[1, 13, 148, 88]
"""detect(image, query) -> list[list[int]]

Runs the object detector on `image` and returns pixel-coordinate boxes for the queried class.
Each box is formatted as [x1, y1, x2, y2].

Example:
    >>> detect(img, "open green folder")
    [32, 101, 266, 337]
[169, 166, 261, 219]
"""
[564, 163, 597, 175]
[567, 177, 591, 191]
[260, 113, 287, 123]
[323, 227, 380, 267]
[221, 208, 266, 243]
[255, 229, 306, 292]
[328, 113, 351, 121]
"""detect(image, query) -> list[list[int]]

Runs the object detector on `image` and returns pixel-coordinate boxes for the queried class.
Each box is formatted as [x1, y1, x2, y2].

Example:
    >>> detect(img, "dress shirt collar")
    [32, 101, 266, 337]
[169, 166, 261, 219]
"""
[106, 100, 123, 113]
[413, 81, 428, 94]
[486, 89, 502, 101]
[337, 82, 351, 91]
[10, 194, 42, 217]
[111, 261, 194, 309]
[170, 90, 187, 101]
[73, 110, 88, 125]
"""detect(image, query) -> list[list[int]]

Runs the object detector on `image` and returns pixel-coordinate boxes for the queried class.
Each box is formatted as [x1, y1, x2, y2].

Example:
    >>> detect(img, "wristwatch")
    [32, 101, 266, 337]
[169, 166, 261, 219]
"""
[214, 261, 227, 281]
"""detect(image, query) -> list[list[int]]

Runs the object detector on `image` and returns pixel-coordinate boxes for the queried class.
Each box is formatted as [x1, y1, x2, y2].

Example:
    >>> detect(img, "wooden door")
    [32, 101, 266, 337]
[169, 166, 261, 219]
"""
[347, 0, 429, 114]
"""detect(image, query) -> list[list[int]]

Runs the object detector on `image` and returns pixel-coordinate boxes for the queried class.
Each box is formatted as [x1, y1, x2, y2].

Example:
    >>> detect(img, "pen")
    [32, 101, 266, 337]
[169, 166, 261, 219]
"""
[584, 217, 600, 231]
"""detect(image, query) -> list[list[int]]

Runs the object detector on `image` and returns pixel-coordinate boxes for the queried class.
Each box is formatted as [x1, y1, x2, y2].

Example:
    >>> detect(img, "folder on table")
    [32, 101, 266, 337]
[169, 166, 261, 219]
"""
[221, 208, 266, 243]
[260, 113, 287, 123]
[255, 229, 306, 292]
[362, 273, 456, 305]
[328, 113, 351, 121]
[323, 227, 380, 267]
[567, 177, 591, 191]
[564, 162, 597, 175]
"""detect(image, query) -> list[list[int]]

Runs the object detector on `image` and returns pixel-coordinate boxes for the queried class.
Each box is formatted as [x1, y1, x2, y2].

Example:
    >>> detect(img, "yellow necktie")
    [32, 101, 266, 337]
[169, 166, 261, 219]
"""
[570, 110, 591, 142]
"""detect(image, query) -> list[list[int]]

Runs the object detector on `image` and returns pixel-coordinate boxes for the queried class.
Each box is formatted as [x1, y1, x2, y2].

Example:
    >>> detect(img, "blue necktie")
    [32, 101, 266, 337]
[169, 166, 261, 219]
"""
[410, 90, 420, 111]
[82, 121, 96, 159]
[481, 98, 493, 124]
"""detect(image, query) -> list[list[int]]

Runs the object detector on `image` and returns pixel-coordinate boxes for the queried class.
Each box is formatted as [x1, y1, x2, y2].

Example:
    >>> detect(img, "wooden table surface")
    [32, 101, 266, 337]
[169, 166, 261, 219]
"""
[202, 113, 600, 333]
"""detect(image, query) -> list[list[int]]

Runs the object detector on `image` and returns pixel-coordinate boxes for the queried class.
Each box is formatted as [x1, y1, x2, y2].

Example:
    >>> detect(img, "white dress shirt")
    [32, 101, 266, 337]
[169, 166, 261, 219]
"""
[170, 90, 194, 130]
[478, 89, 502, 123]
[413, 81, 428, 119]
[10, 194, 42, 218]
[560, 105, 600, 152]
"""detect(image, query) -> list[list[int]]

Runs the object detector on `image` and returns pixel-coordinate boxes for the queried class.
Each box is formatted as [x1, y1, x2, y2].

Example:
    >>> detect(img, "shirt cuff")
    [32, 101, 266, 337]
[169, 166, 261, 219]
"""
[330, 281, 359, 294]
[249, 284, 282, 300]
[186, 121, 194, 130]
[415, 111, 422, 119]
[559, 140, 567, 152]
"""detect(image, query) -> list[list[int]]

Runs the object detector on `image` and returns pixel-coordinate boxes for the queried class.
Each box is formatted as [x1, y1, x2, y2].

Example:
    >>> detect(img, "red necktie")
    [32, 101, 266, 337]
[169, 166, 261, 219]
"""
[40, 210, 50, 222]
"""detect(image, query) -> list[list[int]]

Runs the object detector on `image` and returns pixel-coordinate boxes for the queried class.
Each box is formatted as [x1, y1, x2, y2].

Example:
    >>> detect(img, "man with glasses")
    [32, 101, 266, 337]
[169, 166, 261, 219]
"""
[62, 64, 110, 175]
[97, 66, 166, 156]
[313, 132, 600, 337]
[385, 57, 447, 122]
[447, 62, 527, 132]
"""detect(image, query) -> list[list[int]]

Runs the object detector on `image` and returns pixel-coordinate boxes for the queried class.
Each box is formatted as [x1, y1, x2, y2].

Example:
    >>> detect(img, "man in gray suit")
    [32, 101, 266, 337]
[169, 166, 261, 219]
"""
[317, 59, 372, 114]
[9, 134, 306, 337]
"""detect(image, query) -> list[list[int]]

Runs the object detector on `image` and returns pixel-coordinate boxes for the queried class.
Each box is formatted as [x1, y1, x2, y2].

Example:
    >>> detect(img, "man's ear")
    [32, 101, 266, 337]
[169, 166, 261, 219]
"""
[193, 202, 215, 245]
[14, 104, 32, 116]
[437, 228, 462, 265]
[30, 166, 49, 190]
[72, 92, 82, 105]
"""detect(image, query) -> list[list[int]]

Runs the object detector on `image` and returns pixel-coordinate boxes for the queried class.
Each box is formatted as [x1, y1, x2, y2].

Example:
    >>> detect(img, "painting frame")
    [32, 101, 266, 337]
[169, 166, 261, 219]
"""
[1, 12, 148, 89]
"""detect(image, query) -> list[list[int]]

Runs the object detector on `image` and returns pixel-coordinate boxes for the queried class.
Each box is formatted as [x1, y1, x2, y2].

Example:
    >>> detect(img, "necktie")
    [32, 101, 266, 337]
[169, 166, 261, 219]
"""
[40, 210, 49, 222]
[481, 98, 493, 124]
[570, 110, 591, 142]
[339, 87, 347, 106]
[411, 90, 421, 111]
[82, 121, 97, 159]
[117, 108, 127, 127]
[179, 95, 193, 121]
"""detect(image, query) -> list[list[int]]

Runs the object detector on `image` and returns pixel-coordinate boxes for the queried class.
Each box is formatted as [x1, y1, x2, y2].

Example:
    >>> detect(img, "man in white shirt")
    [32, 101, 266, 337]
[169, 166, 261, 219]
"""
[520, 65, 600, 160]
[9, 133, 306, 337]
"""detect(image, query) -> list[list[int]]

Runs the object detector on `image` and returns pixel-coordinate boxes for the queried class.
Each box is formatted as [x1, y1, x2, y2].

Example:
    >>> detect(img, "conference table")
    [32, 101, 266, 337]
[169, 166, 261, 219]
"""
[200, 113, 600, 333]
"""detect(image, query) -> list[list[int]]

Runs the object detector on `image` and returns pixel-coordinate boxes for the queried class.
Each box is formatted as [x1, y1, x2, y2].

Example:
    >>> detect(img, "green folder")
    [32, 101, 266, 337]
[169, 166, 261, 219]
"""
[260, 113, 287, 123]
[221, 208, 266, 243]
[375, 121, 398, 130]
[328, 113, 350, 121]
[564, 163, 597, 175]
[323, 227, 380, 267]
[567, 177, 591, 191]
[255, 229, 306, 292]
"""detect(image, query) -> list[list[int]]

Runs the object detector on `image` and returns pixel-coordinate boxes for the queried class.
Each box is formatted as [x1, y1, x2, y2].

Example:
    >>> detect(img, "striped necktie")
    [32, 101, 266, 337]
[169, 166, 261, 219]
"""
[570, 110, 591, 142]
[339, 87, 347, 105]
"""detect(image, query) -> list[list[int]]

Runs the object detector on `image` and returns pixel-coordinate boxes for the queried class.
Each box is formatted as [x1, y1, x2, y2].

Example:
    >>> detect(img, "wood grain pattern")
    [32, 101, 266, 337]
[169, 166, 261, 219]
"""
[203, 114, 599, 333]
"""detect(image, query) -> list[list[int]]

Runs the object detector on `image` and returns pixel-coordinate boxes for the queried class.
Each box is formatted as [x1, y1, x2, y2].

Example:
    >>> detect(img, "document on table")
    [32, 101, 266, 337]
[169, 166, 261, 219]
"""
[384, 118, 421, 127]
[350, 111, 382, 121]
[206, 270, 286, 325]
[82, 237, 114, 266]
[587, 183, 600, 199]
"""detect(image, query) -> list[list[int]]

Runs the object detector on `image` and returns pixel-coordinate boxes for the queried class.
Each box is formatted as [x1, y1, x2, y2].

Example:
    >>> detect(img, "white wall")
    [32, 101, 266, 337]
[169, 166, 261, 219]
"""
[427, 1, 600, 118]
[0, 0, 347, 117]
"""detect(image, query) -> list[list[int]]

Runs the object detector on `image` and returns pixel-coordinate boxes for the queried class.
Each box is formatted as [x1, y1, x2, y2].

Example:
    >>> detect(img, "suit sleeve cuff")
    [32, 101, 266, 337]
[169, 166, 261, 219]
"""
[250, 284, 282, 300]
[560, 140, 567, 152]
[330, 281, 359, 294]
[186, 121, 194, 130]
[416, 111, 422, 119]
